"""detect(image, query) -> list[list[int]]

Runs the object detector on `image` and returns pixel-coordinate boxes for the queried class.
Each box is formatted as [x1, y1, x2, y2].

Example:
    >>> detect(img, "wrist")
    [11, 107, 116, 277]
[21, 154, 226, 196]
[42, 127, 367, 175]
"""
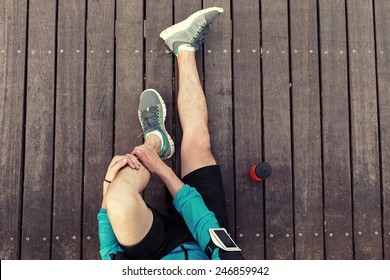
[159, 166, 173, 182]
[160, 168, 185, 198]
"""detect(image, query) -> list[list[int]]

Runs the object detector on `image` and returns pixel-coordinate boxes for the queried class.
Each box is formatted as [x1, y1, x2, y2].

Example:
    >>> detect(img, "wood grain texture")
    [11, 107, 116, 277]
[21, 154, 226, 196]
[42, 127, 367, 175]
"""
[318, 0, 353, 259]
[347, 0, 382, 259]
[52, 0, 85, 260]
[21, 0, 56, 259]
[261, 0, 294, 260]
[0, 0, 27, 260]
[203, 0, 235, 235]
[115, 0, 144, 155]
[144, 0, 173, 214]
[232, 0, 264, 260]
[374, 0, 390, 260]
[83, 0, 115, 260]
[2, 0, 389, 260]
[289, 0, 324, 259]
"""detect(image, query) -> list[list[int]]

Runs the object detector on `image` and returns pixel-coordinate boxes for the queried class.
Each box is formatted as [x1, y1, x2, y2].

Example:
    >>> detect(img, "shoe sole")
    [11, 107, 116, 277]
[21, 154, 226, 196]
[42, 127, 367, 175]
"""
[138, 89, 175, 159]
[159, 7, 224, 40]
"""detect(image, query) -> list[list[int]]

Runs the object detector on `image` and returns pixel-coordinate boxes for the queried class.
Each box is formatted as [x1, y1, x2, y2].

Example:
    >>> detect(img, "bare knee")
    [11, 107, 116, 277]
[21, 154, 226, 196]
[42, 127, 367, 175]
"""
[113, 165, 150, 194]
[181, 128, 216, 176]
[105, 178, 140, 215]
[183, 127, 212, 155]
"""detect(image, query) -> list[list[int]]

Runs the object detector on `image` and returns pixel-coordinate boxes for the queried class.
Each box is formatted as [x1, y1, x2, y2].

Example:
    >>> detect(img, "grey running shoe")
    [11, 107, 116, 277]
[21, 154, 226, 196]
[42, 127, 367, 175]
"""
[138, 89, 175, 160]
[160, 7, 224, 55]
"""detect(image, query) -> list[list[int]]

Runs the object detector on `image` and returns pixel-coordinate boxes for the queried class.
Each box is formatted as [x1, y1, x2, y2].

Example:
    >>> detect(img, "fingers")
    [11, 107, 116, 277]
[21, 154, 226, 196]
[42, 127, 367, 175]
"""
[131, 146, 143, 158]
[104, 157, 128, 183]
[108, 154, 141, 171]
[131, 144, 166, 175]
[131, 145, 152, 160]
[109, 158, 128, 175]
[104, 146, 154, 186]
[109, 155, 127, 168]
[125, 154, 142, 170]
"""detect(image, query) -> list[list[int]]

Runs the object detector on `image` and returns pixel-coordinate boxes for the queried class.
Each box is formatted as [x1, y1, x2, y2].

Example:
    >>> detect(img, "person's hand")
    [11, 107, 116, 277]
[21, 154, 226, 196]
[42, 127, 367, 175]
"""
[104, 156, 127, 183]
[125, 154, 142, 171]
[104, 155, 141, 183]
[131, 144, 169, 177]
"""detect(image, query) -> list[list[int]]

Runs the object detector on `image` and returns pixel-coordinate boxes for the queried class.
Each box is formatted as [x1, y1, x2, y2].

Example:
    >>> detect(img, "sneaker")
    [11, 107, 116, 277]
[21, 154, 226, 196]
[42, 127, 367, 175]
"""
[160, 7, 224, 55]
[138, 89, 175, 160]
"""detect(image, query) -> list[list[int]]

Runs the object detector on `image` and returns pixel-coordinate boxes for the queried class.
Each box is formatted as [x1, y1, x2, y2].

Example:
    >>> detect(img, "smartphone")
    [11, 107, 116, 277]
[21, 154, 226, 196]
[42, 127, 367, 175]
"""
[209, 228, 241, 251]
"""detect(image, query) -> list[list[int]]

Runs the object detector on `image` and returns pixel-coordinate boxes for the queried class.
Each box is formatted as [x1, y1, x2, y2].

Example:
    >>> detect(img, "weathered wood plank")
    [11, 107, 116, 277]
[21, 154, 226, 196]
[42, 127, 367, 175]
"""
[115, 0, 144, 155]
[0, 0, 27, 260]
[203, 0, 234, 235]
[144, 0, 173, 214]
[318, 0, 353, 259]
[232, 0, 264, 259]
[347, 0, 382, 259]
[21, 0, 56, 260]
[52, 0, 85, 260]
[83, 0, 115, 260]
[261, 0, 294, 259]
[2, 0, 388, 261]
[174, 0, 203, 177]
[290, 0, 323, 259]
[374, 0, 390, 260]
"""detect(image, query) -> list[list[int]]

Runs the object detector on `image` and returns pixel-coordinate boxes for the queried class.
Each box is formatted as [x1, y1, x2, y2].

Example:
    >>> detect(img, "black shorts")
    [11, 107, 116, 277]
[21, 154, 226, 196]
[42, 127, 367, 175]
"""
[120, 165, 229, 260]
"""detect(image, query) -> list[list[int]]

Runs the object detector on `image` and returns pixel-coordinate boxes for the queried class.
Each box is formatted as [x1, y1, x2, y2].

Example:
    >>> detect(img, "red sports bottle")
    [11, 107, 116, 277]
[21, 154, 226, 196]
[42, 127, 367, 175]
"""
[250, 162, 272, 181]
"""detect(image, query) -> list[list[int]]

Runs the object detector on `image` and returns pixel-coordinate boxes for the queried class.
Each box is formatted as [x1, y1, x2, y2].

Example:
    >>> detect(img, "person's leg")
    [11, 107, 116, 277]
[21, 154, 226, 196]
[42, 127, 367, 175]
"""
[159, 7, 223, 177]
[177, 52, 229, 229]
[160, 7, 229, 230]
[104, 134, 161, 247]
[177, 51, 216, 177]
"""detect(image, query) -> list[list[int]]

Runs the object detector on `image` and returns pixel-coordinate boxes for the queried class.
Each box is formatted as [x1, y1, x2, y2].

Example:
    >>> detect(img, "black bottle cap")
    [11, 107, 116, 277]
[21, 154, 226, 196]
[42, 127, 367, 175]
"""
[255, 162, 272, 179]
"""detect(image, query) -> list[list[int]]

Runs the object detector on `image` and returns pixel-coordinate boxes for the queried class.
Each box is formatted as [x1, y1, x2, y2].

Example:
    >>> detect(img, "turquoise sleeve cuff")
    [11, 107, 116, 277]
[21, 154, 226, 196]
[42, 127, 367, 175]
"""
[97, 208, 123, 260]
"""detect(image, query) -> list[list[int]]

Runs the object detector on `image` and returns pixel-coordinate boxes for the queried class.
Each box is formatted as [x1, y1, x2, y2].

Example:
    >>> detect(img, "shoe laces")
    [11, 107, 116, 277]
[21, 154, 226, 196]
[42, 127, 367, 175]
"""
[140, 106, 160, 131]
[192, 23, 210, 48]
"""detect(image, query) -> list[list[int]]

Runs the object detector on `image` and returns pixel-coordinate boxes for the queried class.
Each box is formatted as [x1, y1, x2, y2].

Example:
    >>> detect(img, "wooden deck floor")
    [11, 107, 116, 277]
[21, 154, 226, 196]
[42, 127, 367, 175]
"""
[1, 0, 389, 260]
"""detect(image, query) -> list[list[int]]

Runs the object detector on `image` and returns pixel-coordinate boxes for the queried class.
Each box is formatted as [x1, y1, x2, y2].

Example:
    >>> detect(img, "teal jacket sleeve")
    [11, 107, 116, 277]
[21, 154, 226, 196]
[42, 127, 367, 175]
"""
[173, 184, 244, 260]
[97, 208, 124, 260]
[173, 184, 219, 255]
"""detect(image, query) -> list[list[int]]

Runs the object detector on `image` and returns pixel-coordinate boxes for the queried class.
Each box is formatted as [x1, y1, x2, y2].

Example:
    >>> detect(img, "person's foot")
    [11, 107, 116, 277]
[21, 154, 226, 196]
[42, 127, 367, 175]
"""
[138, 89, 175, 160]
[160, 7, 224, 55]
